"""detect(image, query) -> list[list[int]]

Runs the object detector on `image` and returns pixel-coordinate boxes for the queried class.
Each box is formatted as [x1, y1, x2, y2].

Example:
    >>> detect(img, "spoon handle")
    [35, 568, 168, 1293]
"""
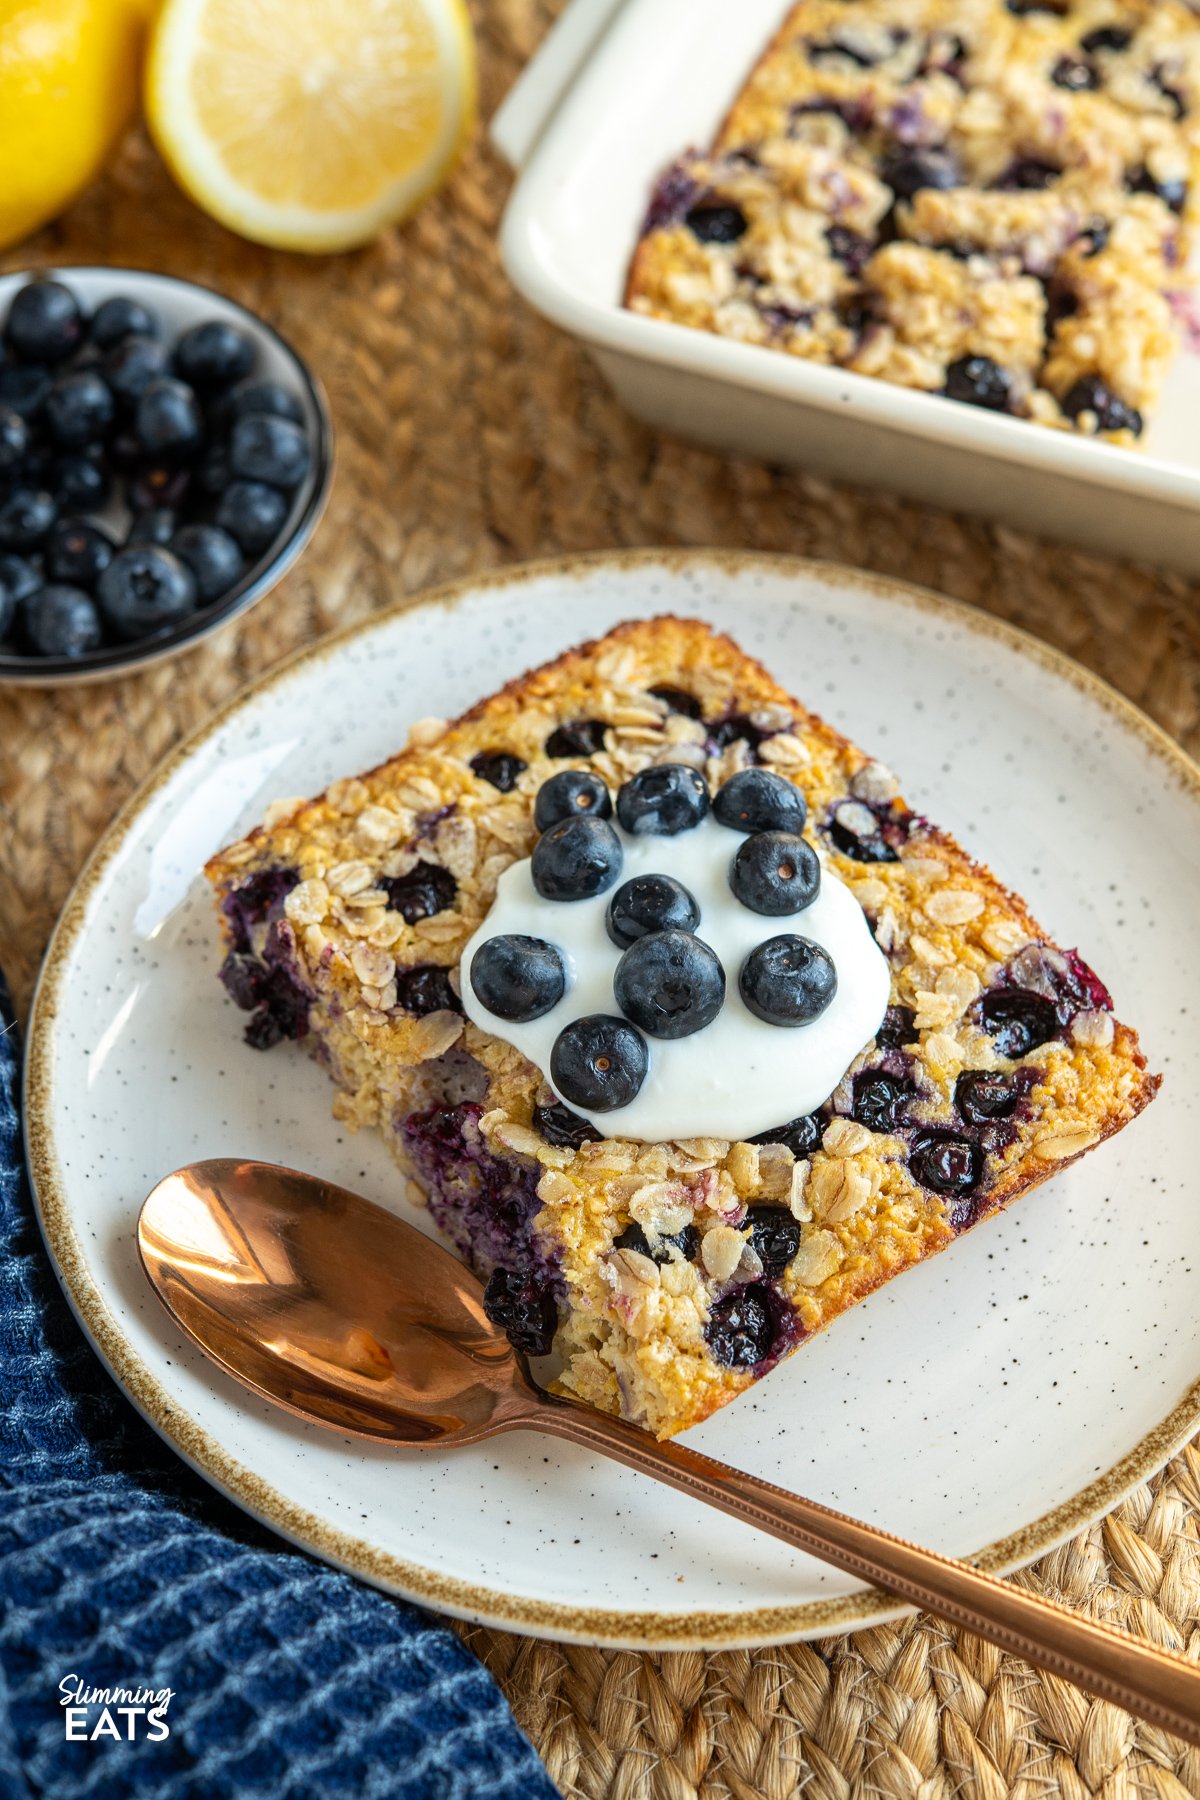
[530, 1395, 1200, 1747]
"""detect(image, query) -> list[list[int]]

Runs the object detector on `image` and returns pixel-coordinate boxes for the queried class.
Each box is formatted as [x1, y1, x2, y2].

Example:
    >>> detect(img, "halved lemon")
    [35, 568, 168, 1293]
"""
[145, 0, 476, 252]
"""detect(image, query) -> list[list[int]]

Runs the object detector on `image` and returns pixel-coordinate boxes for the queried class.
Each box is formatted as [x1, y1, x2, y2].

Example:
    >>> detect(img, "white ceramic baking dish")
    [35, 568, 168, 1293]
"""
[494, 0, 1200, 573]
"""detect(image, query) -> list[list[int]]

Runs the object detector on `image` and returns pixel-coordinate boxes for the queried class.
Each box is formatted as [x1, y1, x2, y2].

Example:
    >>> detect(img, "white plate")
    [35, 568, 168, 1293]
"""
[26, 551, 1200, 1650]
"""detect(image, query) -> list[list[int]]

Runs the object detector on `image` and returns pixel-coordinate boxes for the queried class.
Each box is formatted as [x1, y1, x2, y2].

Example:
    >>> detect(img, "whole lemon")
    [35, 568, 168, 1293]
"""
[0, 0, 145, 252]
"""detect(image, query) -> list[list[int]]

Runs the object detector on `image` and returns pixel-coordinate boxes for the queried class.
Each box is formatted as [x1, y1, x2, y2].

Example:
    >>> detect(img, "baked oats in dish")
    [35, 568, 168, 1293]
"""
[206, 618, 1159, 1438]
[625, 0, 1200, 442]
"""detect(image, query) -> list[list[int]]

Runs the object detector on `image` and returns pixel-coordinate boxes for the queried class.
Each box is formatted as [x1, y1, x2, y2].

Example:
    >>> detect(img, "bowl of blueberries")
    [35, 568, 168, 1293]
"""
[0, 267, 332, 683]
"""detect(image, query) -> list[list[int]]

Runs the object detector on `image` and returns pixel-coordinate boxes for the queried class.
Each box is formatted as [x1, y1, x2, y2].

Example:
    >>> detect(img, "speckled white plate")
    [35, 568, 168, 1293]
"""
[26, 551, 1200, 1650]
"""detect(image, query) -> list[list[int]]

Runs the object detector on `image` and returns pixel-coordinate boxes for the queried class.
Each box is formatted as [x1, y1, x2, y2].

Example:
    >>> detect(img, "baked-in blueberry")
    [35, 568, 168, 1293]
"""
[44, 370, 114, 449]
[1000, 157, 1061, 190]
[749, 1113, 822, 1156]
[1130, 166, 1186, 211]
[1052, 54, 1098, 90]
[0, 404, 27, 475]
[1080, 24, 1130, 51]
[482, 1268, 557, 1356]
[730, 830, 820, 915]
[104, 335, 171, 407]
[97, 545, 197, 640]
[171, 523, 244, 602]
[225, 379, 304, 425]
[380, 861, 457, 922]
[852, 1070, 912, 1133]
[881, 146, 961, 199]
[5, 280, 84, 365]
[979, 988, 1058, 1056]
[617, 763, 709, 835]
[745, 1205, 801, 1275]
[135, 379, 204, 461]
[544, 717, 607, 758]
[955, 1068, 1017, 1124]
[944, 355, 1011, 411]
[173, 319, 256, 389]
[127, 507, 177, 546]
[469, 749, 527, 793]
[827, 800, 900, 862]
[229, 414, 311, 490]
[876, 1003, 916, 1049]
[215, 478, 289, 554]
[470, 933, 566, 1022]
[615, 1221, 699, 1264]
[740, 933, 836, 1025]
[606, 872, 700, 947]
[1061, 375, 1142, 435]
[909, 1132, 981, 1196]
[649, 684, 703, 719]
[0, 486, 56, 551]
[90, 295, 157, 351]
[534, 768, 612, 830]
[531, 815, 623, 901]
[684, 202, 748, 243]
[44, 519, 116, 588]
[826, 225, 874, 275]
[23, 585, 102, 657]
[532, 1098, 603, 1148]
[0, 364, 51, 421]
[52, 449, 110, 511]
[550, 1014, 648, 1111]
[614, 930, 725, 1039]
[0, 553, 41, 609]
[705, 1285, 774, 1367]
[708, 712, 770, 754]
[714, 767, 807, 835]
[395, 963, 461, 1016]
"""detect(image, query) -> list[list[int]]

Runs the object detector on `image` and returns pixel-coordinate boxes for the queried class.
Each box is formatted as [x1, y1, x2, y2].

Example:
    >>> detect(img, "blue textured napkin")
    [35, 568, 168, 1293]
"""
[0, 973, 558, 1800]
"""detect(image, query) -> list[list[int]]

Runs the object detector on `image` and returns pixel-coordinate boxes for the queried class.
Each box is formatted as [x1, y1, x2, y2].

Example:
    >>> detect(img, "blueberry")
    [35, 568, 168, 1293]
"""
[0, 553, 42, 607]
[0, 578, 13, 642]
[22, 585, 102, 657]
[104, 335, 172, 408]
[171, 523, 244, 602]
[826, 225, 874, 275]
[531, 815, 623, 901]
[745, 1205, 801, 1275]
[44, 519, 116, 588]
[748, 1113, 822, 1156]
[909, 1132, 981, 1196]
[0, 404, 27, 475]
[136, 379, 205, 461]
[740, 934, 836, 1026]
[195, 441, 233, 498]
[482, 1268, 557, 1356]
[219, 950, 269, 1011]
[229, 413, 311, 490]
[1080, 25, 1131, 51]
[544, 717, 607, 758]
[173, 319, 256, 390]
[469, 750, 527, 792]
[978, 988, 1058, 1056]
[0, 487, 56, 550]
[714, 768, 807, 835]
[708, 712, 770, 754]
[705, 1285, 774, 1368]
[1000, 158, 1061, 190]
[90, 295, 158, 351]
[44, 370, 115, 448]
[649, 684, 703, 719]
[614, 930, 725, 1039]
[852, 1070, 912, 1133]
[1006, 0, 1064, 12]
[97, 545, 197, 641]
[827, 801, 900, 862]
[0, 364, 51, 420]
[614, 1221, 699, 1264]
[5, 280, 84, 365]
[470, 933, 566, 1022]
[882, 146, 961, 199]
[955, 1068, 1017, 1124]
[53, 449, 110, 511]
[616, 763, 709, 836]
[944, 355, 1011, 411]
[108, 429, 143, 472]
[730, 830, 820, 915]
[606, 873, 700, 947]
[127, 508, 178, 547]
[684, 203, 748, 243]
[226, 379, 304, 425]
[551, 1014, 648, 1112]
[215, 479, 289, 554]
[876, 1003, 916, 1049]
[1129, 166, 1186, 212]
[534, 769, 612, 829]
[1052, 55, 1098, 91]
[1061, 375, 1142, 435]
[380, 861, 457, 922]
[395, 963, 462, 1016]
[532, 1099, 603, 1148]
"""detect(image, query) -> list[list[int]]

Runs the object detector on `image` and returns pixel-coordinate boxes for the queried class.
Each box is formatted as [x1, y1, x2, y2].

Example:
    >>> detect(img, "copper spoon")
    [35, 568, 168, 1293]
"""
[138, 1158, 1200, 1746]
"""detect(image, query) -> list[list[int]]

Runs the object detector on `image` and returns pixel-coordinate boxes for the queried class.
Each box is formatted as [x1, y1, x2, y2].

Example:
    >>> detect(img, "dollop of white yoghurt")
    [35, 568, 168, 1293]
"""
[460, 813, 890, 1143]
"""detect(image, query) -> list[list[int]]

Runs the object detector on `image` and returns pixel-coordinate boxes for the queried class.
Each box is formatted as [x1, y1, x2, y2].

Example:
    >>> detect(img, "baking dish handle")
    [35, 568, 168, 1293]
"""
[491, 0, 627, 171]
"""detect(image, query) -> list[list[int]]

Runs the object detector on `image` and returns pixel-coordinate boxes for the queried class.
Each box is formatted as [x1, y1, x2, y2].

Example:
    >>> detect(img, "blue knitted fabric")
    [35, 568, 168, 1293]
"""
[0, 976, 558, 1800]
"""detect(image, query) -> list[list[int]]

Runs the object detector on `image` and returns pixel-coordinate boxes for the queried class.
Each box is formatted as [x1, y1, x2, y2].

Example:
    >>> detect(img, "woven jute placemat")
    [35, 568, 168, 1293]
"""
[1, 4, 1198, 1794]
